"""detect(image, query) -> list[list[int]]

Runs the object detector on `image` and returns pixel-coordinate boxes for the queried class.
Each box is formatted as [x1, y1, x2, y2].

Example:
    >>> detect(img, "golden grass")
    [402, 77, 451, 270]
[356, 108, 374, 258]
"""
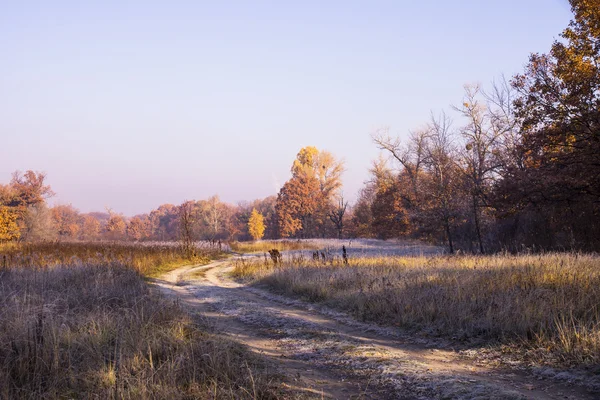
[0, 241, 222, 277]
[232, 252, 600, 367]
[229, 240, 321, 253]
[0, 243, 280, 399]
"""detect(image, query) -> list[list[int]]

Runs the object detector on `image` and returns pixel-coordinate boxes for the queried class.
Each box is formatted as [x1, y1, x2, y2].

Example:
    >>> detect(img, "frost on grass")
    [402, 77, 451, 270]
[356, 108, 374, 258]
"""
[183, 265, 539, 400]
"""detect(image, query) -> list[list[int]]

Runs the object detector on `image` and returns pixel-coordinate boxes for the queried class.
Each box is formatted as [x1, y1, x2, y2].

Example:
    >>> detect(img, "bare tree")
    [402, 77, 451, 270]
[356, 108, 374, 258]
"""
[201, 195, 224, 241]
[422, 112, 461, 253]
[328, 195, 348, 239]
[179, 201, 196, 258]
[22, 204, 56, 241]
[372, 127, 429, 205]
[453, 84, 507, 253]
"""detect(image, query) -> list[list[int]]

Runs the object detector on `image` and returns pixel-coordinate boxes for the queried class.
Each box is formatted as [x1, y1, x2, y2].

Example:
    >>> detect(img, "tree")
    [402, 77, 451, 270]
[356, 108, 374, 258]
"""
[503, 0, 600, 249]
[453, 84, 506, 253]
[277, 147, 344, 238]
[105, 210, 126, 240]
[328, 195, 348, 239]
[1, 171, 55, 239]
[276, 173, 322, 238]
[197, 195, 228, 240]
[372, 127, 428, 204]
[421, 112, 464, 253]
[23, 204, 56, 241]
[52, 204, 81, 239]
[370, 166, 410, 240]
[239, 196, 278, 240]
[292, 146, 345, 200]
[178, 201, 196, 257]
[0, 206, 20, 242]
[8, 171, 54, 209]
[81, 215, 101, 240]
[127, 216, 147, 241]
[348, 186, 375, 238]
[149, 204, 179, 240]
[248, 208, 266, 241]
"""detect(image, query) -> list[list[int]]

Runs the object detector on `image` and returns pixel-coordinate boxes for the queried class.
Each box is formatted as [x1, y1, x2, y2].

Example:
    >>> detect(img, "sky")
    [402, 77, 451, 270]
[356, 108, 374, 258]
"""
[0, 0, 573, 216]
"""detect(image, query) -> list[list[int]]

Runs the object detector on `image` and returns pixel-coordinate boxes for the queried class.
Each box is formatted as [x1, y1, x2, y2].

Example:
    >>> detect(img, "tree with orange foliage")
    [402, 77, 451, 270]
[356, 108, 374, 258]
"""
[126, 216, 147, 241]
[81, 215, 101, 240]
[52, 205, 81, 239]
[1, 171, 55, 239]
[276, 173, 322, 238]
[105, 210, 126, 240]
[369, 159, 410, 240]
[499, 0, 600, 249]
[8, 171, 54, 209]
[277, 147, 344, 238]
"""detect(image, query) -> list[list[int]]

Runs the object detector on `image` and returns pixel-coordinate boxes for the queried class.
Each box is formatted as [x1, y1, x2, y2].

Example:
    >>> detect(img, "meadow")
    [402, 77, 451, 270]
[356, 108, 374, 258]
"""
[0, 242, 279, 399]
[231, 246, 600, 368]
[0, 241, 222, 277]
[229, 239, 320, 253]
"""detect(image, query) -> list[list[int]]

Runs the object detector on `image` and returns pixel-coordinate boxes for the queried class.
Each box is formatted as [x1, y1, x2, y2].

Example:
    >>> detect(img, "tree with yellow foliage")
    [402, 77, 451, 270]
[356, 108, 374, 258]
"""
[0, 206, 20, 242]
[248, 208, 265, 241]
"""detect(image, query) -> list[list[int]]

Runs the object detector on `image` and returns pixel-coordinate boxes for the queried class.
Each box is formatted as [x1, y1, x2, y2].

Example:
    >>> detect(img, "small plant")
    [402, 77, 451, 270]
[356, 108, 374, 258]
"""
[268, 249, 282, 265]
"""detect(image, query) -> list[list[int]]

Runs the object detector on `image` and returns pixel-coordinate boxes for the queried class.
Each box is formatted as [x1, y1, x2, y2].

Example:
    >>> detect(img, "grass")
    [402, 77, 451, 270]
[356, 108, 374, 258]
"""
[0, 241, 222, 277]
[229, 239, 322, 253]
[231, 252, 600, 368]
[0, 242, 280, 399]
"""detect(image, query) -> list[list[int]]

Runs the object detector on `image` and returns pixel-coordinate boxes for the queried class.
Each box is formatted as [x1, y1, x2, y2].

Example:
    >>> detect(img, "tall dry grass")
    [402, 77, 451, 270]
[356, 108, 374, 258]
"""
[232, 253, 600, 367]
[229, 240, 320, 253]
[0, 241, 222, 277]
[0, 243, 280, 399]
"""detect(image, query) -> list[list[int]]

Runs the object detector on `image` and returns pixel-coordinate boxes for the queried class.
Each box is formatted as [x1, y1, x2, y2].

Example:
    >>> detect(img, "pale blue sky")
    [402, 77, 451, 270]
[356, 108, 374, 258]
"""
[1, 1, 572, 215]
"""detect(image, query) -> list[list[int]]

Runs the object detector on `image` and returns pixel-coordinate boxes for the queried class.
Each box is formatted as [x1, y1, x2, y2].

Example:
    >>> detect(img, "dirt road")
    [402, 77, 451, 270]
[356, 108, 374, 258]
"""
[153, 259, 593, 399]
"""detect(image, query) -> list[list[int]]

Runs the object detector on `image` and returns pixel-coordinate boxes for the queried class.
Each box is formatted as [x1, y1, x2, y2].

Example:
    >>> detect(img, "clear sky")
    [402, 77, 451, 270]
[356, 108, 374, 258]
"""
[0, 0, 573, 216]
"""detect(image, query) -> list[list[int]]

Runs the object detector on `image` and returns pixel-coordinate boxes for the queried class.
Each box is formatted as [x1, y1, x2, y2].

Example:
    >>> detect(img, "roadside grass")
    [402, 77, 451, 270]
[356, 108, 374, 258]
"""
[0, 241, 222, 277]
[0, 243, 281, 399]
[231, 252, 600, 368]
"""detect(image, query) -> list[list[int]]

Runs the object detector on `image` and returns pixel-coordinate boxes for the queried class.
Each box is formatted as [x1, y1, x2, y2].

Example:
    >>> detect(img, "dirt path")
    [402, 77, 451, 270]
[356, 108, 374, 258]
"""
[153, 260, 593, 399]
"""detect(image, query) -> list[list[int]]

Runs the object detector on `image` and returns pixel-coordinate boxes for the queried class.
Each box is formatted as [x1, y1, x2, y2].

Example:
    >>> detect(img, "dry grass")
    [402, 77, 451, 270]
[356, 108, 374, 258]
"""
[0, 243, 280, 399]
[232, 252, 600, 367]
[0, 241, 222, 277]
[229, 240, 321, 253]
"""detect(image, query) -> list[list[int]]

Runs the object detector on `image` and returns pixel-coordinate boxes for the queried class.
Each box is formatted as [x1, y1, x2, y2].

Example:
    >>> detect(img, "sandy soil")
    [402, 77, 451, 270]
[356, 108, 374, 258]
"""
[152, 259, 594, 399]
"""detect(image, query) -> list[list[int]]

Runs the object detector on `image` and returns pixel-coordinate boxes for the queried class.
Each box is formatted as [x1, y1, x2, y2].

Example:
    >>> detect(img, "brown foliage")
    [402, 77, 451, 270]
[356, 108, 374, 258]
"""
[276, 173, 322, 238]
[51, 204, 81, 239]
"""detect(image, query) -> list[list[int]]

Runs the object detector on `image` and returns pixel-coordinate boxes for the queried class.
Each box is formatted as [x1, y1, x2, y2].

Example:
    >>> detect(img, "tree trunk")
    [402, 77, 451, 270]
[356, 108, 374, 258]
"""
[472, 195, 484, 254]
[444, 216, 454, 254]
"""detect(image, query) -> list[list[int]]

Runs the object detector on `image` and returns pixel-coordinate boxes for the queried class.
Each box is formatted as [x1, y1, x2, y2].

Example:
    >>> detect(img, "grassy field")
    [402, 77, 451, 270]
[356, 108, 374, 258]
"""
[230, 239, 320, 253]
[0, 241, 222, 277]
[229, 238, 442, 256]
[232, 250, 600, 368]
[0, 242, 279, 399]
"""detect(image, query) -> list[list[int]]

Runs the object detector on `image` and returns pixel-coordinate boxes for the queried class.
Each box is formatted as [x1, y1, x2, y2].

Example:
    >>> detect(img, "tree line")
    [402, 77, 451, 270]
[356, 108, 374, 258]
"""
[0, 172, 281, 243]
[352, 0, 600, 252]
